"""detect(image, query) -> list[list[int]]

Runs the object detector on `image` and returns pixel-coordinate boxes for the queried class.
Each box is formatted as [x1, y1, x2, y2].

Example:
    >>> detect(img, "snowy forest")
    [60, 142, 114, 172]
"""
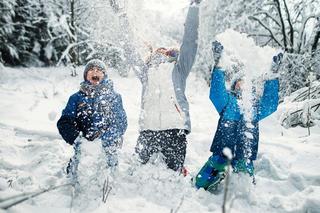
[0, 0, 320, 212]
[1, 0, 320, 90]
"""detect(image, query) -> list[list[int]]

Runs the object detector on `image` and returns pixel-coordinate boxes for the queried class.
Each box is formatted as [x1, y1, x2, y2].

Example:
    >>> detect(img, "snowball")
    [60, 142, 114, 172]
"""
[48, 111, 57, 121]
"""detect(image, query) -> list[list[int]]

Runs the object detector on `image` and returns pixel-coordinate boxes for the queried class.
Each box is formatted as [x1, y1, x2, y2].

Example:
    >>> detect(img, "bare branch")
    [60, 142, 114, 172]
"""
[0, 183, 72, 210]
[311, 17, 320, 56]
[283, 0, 295, 52]
[57, 41, 87, 65]
[293, 1, 304, 24]
[248, 34, 272, 38]
[252, 11, 281, 27]
[170, 196, 184, 213]
[262, 38, 273, 47]
[274, 0, 288, 51]
[248, 16, 284, 47]
[102, 178, 112, 203]
[297, 14, 318, 53]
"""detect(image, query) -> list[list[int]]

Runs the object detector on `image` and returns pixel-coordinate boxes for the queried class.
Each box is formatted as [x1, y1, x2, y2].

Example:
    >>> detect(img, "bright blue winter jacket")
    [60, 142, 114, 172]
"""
[209, 68, 279, 160]
[57, 78, 127, 145]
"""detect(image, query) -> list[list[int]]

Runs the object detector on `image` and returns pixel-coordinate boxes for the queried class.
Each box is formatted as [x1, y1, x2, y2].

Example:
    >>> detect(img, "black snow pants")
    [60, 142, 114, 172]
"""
[135, 129, 187, 171]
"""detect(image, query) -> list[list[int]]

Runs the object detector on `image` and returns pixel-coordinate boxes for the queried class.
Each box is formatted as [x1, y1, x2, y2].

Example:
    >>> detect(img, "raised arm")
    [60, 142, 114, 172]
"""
[257, 53, 282, 120]
[176, 2, 200, 77]
[257, 79, 279, 120]
[209, 68, 230, 114]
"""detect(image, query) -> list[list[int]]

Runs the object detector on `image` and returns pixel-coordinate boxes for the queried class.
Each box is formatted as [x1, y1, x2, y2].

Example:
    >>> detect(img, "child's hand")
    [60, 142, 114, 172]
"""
[271, 52, 283, 73]
[212, 40, 224, 67]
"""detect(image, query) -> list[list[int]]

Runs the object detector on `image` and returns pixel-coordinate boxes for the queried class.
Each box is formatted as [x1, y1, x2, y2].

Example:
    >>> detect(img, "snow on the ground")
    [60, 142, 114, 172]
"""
[0, 65, 319, 213]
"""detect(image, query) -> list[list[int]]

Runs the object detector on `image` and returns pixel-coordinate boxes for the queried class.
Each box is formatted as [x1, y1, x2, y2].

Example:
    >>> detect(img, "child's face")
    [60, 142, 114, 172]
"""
[234, 80, 243, 91]
[86, 67, 104, 85]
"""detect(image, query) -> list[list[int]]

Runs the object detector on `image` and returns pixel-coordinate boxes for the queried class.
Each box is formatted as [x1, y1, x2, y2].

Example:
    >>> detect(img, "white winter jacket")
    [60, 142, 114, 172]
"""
[119, 5, 200, 133]
[136, 6, 200, 133]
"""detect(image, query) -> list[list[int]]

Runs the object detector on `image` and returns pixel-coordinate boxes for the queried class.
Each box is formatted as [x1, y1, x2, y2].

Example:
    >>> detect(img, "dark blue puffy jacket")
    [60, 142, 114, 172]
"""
[209, 68, 279, 160]
[57, 78, 127, 145]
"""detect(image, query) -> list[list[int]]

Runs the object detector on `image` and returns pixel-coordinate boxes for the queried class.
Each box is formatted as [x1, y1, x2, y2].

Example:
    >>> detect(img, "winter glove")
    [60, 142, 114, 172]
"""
[190, 0, 201, 5]
[57, 115, 80, 146]
[271, 52, 283, 73]
[212, 40, 224, 68]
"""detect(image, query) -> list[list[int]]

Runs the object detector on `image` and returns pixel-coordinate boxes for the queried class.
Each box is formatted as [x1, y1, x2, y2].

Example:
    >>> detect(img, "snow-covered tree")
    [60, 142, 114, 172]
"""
[1, 0, 51, 66]
[47, 0, 127, 76]
[248, 0, 320, 53]
[0, 0, 17, 64]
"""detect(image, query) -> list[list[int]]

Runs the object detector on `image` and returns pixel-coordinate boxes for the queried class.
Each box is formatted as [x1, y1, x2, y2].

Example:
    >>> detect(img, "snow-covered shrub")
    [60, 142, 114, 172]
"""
[0, 0, 18, 64]
[279, 51, 320, 99]
[279, 81, 320, 128]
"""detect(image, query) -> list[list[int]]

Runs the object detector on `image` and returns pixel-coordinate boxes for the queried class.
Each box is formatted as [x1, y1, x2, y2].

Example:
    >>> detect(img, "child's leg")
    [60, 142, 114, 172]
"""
[161, 129, 187, 172]
[195, 155, 227, 189]
[102, 138, 122, 168]
[67, 139, 82, 182]
[232, 159, 254, 176]
[135, 130, 160, 164]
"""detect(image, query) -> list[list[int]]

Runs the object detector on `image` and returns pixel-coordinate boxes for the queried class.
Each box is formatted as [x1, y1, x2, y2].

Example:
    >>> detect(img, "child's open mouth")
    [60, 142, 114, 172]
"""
[91, 76, 100, 81]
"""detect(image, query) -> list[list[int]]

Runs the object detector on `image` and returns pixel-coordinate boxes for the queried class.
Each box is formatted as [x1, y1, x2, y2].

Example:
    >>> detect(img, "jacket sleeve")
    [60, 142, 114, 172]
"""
[57, 94, 80, 145]
[175, 4, 200, 78]
[102, 94, 128, 143]
[257, 79, 279, 121]
[209, 68, 229, 114]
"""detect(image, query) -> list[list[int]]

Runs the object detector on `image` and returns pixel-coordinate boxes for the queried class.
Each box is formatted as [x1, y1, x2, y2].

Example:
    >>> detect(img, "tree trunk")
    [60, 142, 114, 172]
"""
[283, 0, 294, 52]
[69, 0, 78, 65]
[274, 0, 287, 51]
[311, 18, 320, 56]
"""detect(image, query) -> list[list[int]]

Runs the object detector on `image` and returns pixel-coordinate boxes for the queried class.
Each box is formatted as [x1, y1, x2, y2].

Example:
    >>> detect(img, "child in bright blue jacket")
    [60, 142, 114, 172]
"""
[195, 41, 282, 191]
[57, 59, 127, 176]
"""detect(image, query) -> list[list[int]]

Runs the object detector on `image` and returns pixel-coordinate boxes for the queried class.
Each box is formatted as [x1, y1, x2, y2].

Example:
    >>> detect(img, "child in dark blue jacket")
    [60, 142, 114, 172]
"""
[195, 41, 282, 191]
[57, 59, 127, 177]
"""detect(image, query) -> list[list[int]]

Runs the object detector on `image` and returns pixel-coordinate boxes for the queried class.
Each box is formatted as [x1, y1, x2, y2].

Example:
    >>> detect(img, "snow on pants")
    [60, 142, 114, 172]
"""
[67, 137, 123, 175]
[135, 129, 187, 171]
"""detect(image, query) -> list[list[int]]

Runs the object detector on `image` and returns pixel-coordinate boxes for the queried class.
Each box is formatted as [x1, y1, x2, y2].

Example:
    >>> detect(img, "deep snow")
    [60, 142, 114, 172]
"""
[0, 65, 320, 213]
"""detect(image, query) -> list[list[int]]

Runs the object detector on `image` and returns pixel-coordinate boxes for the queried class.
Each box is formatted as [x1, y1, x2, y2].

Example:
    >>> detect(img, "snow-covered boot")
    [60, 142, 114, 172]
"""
[232, 159, 254, 177]
[195, 155, 227, 191]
